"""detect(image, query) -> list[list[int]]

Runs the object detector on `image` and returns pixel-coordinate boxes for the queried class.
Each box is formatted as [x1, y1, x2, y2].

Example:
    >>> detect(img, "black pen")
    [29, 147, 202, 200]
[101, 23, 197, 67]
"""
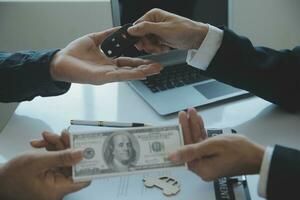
[70, 120, 149, 127]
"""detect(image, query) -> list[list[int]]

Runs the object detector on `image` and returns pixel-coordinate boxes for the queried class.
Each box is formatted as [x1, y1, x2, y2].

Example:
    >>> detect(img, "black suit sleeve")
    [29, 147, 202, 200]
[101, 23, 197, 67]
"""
[0, 49, 71, 102]
[203, 27, 300, 111]
[266, 145, 300, 199]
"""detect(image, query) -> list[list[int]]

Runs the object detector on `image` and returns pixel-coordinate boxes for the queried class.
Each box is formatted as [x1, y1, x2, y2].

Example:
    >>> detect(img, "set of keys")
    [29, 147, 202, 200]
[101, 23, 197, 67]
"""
[101, 23, 139, 58]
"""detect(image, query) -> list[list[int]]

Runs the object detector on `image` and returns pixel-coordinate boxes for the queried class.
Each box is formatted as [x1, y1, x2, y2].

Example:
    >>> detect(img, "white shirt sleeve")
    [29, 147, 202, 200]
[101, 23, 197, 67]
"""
[258, 146, 274, 198]
[186, 24, 224, 70]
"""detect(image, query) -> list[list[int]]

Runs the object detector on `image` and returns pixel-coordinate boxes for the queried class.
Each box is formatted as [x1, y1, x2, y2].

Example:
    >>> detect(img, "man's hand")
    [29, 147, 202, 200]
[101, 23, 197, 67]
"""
[31, 131, 70, 151]
[169, 108, 265, 181]
[50, 27, 163, 84]
[127, 9, 209, 53]
[0, 150, 90, 200]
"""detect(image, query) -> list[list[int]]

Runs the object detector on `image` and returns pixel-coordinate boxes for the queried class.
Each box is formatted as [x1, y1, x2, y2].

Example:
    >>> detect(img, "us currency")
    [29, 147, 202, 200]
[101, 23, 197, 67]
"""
[70, 125, 185, 182]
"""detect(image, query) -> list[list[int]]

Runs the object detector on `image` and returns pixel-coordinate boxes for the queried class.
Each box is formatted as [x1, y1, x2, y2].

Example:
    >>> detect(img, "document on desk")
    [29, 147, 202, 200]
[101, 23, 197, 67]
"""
[69, 125, 185, 182]
[65, 168, 215, 200]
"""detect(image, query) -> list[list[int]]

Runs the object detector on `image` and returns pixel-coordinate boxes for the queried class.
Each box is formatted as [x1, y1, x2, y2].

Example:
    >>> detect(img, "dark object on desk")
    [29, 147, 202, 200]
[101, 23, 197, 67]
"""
[207, 128, 251, 200]
[101, 23, 139, 58]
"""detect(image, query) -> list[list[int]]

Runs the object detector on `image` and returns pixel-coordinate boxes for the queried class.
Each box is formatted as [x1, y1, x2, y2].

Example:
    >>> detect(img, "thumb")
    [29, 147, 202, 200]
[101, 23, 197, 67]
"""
[169, 141, 216, 163]
[33, 149, 83, 171]
[128, 21, 164, 37]
[56, 176, 91, 195]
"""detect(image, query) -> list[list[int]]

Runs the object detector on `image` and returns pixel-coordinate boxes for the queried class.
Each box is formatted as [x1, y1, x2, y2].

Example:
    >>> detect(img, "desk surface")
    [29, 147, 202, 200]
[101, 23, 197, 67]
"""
[1, 83, 300, 200]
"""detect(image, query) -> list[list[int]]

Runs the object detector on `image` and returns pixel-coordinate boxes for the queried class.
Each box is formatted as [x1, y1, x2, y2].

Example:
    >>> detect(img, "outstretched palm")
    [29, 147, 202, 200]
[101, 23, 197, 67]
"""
[50, 27, 162, 85]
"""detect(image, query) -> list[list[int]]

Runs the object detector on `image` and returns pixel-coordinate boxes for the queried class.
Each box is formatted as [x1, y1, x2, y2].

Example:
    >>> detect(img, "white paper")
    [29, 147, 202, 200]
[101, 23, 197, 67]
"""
[65, 167, 215, 200]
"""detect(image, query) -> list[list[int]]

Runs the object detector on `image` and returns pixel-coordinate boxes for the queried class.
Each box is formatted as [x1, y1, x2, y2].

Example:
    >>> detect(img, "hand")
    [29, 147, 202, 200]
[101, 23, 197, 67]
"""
[31, 131, 72, 177]
[0, 150, 90, 200]
[127, 9, 209, 53]
[169, 108, 265, 181]
[31, 131, 70, 151]
[50, 27, 163, 84]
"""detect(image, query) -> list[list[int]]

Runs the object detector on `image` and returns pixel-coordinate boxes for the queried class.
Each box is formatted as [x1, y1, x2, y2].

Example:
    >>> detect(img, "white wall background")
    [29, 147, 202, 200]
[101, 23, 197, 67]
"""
[0, 0, 112, 51]
[231, 0, 300, 49]
[0, 0, 299, 51]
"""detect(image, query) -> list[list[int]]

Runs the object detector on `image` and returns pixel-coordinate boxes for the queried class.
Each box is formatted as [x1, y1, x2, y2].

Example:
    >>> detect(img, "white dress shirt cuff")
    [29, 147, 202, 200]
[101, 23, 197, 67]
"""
[186, 24, 224, 70]
[258, 146, 274, 198]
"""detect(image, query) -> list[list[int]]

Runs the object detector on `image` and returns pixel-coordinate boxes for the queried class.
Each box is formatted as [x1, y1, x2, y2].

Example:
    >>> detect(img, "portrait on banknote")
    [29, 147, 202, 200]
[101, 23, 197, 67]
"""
[103, 131, 140, 172]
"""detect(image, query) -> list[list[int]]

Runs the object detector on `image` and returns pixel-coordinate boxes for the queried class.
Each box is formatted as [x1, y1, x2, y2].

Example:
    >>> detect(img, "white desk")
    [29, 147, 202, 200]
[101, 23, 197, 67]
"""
[1, 83, 300, 200]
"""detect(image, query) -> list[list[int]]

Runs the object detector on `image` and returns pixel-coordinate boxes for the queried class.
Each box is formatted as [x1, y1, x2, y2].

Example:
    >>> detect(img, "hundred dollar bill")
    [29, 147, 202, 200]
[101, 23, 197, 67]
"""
[70, 125, 185, 182]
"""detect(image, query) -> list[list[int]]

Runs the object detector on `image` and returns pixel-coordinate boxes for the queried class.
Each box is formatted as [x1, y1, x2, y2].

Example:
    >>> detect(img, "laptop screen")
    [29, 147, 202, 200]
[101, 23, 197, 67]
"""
[111, 0, 228, 57]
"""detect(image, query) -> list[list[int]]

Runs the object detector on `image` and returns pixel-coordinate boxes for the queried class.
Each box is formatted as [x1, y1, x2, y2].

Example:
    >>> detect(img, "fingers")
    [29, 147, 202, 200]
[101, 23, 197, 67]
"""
[52, 173, 91, 196]
[105, 68, 145, 81]
[128, 9, 175, 53]
[169, 140, 216, 163]
[115, 57, 152, 67]
[178, 111, 192, 145]
[104, 63, 163, 82]
[30, 131, 70, 151]
[30, 139, 48, 148]
[62, 181, 91, 194]
[55, 174, 91, 194]
[128, 21, 162, 37]
[137, 37, 170, 54]
[135, 63, 163, 75]
[32, 149, 83, 172]
[114, 57, 163, 73]
[128, 22, 170, 54]
[88, 27, 120, 46]
[132, 9, 154, 25]
[61, 131, 71, 148]
[178, 108, 207, 144]
[42, 132, 66, 150]
[169, 144, 200, 163]
[188, 108, 207, 142]
[132, 8, 167, 27]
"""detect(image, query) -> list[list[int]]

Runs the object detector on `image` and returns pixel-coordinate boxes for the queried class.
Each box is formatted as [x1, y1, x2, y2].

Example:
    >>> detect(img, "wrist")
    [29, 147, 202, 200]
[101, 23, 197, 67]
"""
[49, 50, 63, 82]
[247, 144, 266, 174]
[190, 22, 209, 49]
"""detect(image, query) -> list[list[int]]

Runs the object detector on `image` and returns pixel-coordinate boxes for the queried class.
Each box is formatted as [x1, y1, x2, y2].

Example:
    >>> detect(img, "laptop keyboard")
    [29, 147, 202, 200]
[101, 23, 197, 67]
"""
[141, 64, 210, 93]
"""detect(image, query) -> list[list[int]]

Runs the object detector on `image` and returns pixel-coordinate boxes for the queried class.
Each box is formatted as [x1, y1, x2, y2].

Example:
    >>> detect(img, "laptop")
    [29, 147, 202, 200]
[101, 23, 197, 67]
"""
[0, 103, 18, 132]
[111, 0, 249, 115]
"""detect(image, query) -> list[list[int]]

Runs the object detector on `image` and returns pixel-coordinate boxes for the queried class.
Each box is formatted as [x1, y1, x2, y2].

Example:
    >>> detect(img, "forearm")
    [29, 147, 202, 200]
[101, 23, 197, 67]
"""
[0, 50, 71, 102]
[204, 27, 300, 111]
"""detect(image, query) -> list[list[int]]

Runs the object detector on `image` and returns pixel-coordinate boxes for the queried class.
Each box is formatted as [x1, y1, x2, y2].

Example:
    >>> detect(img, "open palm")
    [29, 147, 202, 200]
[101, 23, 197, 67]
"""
[50, 27, 163, 85]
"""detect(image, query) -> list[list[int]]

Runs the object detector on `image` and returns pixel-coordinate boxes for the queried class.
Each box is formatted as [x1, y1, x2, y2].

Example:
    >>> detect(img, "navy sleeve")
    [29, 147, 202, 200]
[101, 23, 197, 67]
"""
[203, 27, 300, 111]
[0, 49, 71, 102]
[266, 145, 300, 199]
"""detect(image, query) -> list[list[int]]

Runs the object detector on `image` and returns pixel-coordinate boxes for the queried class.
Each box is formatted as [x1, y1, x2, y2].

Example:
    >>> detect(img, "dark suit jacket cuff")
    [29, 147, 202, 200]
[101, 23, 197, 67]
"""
[35, 49, 71, 97]
[267, 145, 300, 199]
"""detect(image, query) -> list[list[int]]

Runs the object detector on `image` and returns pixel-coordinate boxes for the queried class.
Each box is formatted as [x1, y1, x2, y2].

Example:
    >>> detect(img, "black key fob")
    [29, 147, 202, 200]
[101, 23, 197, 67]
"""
[101, 23, 139, 58]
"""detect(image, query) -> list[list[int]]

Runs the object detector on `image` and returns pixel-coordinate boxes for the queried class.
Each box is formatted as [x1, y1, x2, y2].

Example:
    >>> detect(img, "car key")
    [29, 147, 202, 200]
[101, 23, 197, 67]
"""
[101, 23, 139, 58]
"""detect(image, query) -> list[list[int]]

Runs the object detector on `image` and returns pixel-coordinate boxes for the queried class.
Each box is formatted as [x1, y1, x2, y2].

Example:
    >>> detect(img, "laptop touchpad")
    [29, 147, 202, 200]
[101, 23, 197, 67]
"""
[194, 81, 241, 99]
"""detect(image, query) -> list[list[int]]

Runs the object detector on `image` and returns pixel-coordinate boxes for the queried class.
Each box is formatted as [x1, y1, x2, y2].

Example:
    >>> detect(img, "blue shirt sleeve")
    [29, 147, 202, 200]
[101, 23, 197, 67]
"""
[0, 49, 71, 102]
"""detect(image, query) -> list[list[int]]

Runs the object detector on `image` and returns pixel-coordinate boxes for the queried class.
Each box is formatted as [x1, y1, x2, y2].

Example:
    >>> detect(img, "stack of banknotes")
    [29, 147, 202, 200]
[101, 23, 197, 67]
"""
[70, 125, 186, 182]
